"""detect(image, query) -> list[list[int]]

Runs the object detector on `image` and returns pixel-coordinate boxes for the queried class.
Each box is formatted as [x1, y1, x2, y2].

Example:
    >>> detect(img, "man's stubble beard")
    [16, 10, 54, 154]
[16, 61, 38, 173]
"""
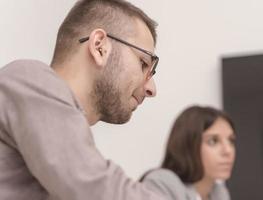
[91, 46, 132, 124]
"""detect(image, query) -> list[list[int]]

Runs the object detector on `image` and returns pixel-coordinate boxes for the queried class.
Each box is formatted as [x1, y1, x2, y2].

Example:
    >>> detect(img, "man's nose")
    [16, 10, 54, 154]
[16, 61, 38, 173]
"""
[144, 77, 156, 97]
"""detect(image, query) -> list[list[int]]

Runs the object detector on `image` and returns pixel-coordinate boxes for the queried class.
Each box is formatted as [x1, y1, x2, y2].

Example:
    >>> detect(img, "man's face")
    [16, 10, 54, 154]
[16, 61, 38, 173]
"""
[94, 19, 157, 124]
[93, 45, 132, 124]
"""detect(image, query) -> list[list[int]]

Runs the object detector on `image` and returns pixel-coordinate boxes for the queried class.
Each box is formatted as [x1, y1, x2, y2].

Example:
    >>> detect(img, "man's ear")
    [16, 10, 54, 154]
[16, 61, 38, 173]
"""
[87, 29, 112, 68]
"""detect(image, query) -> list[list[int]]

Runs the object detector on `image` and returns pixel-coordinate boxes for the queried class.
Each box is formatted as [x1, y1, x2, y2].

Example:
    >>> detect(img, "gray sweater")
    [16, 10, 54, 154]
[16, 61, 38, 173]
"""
[143, 168, 231, 200]
[0, 60, 164, 200]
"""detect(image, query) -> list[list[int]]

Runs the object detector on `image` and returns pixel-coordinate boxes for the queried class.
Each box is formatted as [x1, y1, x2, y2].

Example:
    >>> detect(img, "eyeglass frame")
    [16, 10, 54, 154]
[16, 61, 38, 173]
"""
[79, 33, 159, 79]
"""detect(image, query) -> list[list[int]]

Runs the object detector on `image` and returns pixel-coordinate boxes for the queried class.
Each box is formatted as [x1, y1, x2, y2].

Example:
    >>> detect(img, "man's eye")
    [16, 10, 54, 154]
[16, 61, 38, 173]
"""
[140, 59, 149, 71]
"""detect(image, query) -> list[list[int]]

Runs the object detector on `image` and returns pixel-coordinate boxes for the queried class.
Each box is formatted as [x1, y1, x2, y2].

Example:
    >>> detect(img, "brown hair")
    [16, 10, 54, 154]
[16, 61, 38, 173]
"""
[51, 0, 157, 65]
[161, 105, 235, 183]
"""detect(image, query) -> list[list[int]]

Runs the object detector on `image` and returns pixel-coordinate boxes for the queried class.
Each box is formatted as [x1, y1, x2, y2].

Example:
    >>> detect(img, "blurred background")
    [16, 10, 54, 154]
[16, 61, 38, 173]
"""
[1, 0, 263, 199]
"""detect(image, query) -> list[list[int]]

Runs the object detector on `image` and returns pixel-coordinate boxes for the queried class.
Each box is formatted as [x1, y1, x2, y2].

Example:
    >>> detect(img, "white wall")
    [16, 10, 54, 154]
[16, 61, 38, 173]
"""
[1, 0, 263, 180]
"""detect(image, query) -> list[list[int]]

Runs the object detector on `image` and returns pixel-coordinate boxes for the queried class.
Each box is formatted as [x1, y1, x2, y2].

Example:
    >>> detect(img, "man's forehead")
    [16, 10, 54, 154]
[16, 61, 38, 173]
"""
[129, 18, 155, 52]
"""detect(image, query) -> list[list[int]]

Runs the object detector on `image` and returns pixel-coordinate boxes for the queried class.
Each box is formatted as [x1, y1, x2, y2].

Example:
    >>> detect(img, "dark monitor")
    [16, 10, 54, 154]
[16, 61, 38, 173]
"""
[222, 53, 263, 200]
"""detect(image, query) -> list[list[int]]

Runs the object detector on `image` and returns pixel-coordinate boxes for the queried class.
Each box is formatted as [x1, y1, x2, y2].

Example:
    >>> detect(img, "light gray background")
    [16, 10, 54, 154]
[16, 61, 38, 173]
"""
[1, 0, 263, 180]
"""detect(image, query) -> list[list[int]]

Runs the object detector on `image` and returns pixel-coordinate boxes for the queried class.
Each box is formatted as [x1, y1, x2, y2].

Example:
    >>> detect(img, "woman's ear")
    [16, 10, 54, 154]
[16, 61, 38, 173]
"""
[87, 29, 112, 68]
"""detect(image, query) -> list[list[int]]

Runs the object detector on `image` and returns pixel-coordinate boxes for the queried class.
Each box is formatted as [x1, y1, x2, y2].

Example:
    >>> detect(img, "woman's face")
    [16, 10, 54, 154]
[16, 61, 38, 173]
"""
[201, 117, 236, 181]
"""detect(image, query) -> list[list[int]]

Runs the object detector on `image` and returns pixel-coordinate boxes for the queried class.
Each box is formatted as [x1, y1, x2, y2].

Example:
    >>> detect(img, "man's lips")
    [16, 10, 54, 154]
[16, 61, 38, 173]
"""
[132, 95, 144, 105]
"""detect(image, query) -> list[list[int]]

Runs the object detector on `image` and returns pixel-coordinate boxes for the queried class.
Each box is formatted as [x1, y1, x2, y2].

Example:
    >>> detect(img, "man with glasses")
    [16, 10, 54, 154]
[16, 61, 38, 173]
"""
[0, 0, 163, 200]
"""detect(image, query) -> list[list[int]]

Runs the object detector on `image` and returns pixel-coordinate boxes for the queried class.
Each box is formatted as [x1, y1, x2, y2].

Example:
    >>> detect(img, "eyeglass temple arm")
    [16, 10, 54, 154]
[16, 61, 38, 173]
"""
[79, 37, 90, 43]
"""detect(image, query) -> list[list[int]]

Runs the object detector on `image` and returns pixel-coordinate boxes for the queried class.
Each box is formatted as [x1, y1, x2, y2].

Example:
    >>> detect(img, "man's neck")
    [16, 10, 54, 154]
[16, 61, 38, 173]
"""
[52, 61, 100, 126]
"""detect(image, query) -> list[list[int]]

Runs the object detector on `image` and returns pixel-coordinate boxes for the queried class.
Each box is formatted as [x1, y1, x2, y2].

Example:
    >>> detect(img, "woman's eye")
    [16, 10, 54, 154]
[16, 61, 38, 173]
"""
[207, 137, 218, 146]
[229, 136, 236, 146]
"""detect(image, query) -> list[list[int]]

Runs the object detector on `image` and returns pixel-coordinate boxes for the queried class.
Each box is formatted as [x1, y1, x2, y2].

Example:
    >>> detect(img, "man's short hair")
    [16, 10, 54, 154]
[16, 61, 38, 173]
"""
[51, 0, 157, 65]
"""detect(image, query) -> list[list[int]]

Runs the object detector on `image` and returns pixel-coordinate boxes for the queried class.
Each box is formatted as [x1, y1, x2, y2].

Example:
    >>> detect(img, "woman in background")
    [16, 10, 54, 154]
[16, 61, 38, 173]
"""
[141, 105, 236, 200]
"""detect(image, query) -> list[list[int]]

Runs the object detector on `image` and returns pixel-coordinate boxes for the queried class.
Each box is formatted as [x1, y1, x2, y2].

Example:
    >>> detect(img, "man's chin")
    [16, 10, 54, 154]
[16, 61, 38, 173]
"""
[101, 112, 133, 124]
[132, 103, 139, 111]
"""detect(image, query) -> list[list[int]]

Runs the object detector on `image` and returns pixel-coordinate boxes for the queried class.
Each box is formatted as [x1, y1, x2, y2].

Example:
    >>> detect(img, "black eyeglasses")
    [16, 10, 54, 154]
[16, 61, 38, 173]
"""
[79, 33, 159, 79]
